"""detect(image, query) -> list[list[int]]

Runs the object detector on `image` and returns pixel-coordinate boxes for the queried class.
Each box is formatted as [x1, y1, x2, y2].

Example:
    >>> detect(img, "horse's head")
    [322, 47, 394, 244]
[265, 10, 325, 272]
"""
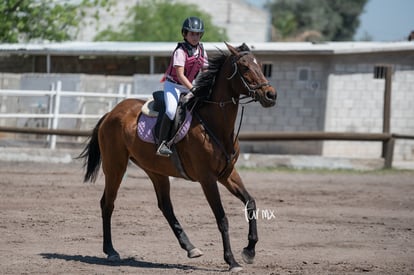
[225, 42, 277, 107]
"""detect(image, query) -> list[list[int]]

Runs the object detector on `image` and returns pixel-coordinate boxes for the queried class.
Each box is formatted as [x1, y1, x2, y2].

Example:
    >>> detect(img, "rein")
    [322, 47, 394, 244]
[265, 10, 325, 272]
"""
[226, 54, 270, 103]
[192, 101, 245, 179]
[195, 96, 245, 143]
[190, 51, 269, 179]
[193, 110, 233, 179]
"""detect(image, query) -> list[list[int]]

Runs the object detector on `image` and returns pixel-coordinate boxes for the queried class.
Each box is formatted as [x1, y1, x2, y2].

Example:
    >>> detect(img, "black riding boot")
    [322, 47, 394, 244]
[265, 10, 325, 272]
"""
[156, 114, 173, 157]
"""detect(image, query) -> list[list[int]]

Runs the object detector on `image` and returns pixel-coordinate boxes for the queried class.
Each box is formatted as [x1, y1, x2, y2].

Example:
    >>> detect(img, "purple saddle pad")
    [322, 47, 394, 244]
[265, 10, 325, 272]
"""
[137, 112, 192, 144]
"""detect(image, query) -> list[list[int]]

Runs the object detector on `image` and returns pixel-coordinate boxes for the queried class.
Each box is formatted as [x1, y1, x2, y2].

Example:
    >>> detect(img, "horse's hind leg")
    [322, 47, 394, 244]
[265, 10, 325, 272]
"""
[100, 153, 129, 261]
[146, 171, 203, 258]
[218, 168, 258, 265]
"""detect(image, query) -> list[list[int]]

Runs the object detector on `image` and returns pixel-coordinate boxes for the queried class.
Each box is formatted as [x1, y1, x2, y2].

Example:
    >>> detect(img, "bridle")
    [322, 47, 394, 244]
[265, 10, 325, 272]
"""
[191, 50, 272, 179]
[226, 51, 271, 104]
[200, 51, 271, 107]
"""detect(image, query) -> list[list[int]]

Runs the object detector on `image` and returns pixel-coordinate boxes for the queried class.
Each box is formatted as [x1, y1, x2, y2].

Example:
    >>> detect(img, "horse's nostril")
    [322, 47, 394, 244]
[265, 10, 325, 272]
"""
[266, 91, 277, 101]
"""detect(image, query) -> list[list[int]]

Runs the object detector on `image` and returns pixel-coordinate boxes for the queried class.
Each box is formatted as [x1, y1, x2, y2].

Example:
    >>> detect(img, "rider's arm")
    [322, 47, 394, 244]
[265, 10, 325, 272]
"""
[175, 66, 193, 90]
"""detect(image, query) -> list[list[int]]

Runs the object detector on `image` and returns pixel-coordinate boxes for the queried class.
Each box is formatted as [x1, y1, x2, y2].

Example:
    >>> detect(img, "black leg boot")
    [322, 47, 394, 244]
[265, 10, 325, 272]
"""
[156, 114, 173, 157]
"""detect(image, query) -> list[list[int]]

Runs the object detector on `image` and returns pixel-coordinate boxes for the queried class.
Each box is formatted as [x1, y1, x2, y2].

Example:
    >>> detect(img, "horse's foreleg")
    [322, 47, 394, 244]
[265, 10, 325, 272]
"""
[147, 172, 202, 258]
[219, 168, 258, 264]
[200, 180, 242, 272]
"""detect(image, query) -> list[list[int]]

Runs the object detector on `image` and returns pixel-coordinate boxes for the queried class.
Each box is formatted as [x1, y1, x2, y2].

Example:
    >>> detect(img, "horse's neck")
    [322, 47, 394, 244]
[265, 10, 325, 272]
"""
[196, 58, 241, 153]
[199, 82, 239, 149]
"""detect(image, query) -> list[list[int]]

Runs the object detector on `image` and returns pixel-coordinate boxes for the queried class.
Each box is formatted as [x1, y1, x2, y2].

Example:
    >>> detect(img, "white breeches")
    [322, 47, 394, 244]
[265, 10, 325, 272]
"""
[163, 80, 189, 120]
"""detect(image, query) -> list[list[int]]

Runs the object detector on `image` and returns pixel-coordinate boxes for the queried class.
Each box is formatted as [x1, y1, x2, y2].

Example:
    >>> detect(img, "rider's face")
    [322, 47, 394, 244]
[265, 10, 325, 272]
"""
[185, 31, 202, 46]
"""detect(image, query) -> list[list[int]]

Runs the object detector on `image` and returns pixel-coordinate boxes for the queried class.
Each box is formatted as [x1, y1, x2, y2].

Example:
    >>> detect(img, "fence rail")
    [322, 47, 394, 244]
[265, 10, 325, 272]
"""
[1, 86, 414, 169]
[1, 125, 414, 169]
[0, 126, 401, 140]
[0, 83, 150, 148]
[238, 132, 393, 141]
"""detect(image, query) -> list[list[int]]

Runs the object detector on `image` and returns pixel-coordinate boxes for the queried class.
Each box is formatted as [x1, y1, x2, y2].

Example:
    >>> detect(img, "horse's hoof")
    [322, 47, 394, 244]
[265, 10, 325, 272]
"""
[187, 248, 203, 258]
[107, 253, 121, 262]
[229, 265, 243, 273]
[241, 248, 254, 264]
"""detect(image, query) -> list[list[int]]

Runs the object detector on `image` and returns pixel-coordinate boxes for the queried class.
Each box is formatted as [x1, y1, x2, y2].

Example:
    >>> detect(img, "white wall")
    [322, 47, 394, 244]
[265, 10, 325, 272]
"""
[323, 59, 414, 161]
[76, 0, 270, 43]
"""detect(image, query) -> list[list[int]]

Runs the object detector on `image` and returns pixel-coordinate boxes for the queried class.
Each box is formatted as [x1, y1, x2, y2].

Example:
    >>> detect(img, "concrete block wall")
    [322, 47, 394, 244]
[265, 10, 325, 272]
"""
[0, 74, 136, 142]
[238, 55, 329, 154]
[1, 50, 413, 161]
[323, 55, 414, 161]
[390, 69, 414, 161]
[181, 0, 270, 42]
[0, 73, 21, 89]
[323, 72, 384, 158]
[0, 74, 21, 129]
[17, 74, 82, 130]
[133, 74, 164, 96]
[76, 0, 270, 43]
[0, 73, 161, 130]
[76, 1, 135, 41]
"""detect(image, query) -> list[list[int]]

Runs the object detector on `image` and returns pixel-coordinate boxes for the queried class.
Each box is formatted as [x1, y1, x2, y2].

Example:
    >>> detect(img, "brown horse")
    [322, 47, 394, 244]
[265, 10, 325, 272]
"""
[79, 42, 277, 272]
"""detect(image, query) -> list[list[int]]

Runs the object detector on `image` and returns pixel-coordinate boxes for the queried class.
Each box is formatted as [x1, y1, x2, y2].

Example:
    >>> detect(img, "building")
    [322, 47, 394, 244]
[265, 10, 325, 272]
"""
[76, 0, 270, 43]
[0, 41, 413, 163]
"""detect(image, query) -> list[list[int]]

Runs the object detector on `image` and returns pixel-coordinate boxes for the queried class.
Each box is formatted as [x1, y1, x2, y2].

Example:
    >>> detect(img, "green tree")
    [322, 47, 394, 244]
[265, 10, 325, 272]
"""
[94, 0, 227, 42]
[268, 0, 368, 41]
[0, 0, 114, 43]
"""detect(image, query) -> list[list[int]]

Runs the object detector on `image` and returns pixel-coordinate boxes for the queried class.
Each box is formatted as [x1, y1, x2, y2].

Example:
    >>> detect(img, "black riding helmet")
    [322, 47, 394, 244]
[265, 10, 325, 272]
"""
[182, 17, 204, 37]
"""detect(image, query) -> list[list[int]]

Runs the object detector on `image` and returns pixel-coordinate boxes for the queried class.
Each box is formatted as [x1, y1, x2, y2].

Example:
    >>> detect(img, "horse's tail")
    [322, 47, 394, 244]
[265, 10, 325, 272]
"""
[78, 114, 107, 183]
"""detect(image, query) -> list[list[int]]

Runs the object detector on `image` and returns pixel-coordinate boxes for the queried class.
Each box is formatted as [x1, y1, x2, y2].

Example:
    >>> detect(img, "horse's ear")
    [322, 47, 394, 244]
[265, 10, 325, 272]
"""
[224, 41, 239, 56]
[240, 43, 250, 51]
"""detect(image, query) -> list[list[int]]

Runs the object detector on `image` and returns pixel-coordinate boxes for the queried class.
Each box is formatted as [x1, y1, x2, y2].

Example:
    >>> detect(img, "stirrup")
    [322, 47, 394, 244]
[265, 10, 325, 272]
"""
[156, 141, 172, 157]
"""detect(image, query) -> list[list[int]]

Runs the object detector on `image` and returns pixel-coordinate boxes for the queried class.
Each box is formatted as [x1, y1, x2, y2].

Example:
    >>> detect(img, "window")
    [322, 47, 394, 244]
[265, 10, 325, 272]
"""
[298, 67, 310, 81]
[262, 63, 272, 78]
[374, 65, 392, 79]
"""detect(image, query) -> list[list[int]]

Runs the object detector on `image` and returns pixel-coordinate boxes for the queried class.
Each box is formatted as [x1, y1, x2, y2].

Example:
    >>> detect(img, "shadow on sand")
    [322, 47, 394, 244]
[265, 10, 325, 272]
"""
[40, 253, 223, 272]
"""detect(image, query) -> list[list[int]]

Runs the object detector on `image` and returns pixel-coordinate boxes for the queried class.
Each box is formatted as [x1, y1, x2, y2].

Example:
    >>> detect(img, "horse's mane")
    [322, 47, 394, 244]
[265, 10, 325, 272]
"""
[193, 54, 226, 98]
[193, 43, 251, 99]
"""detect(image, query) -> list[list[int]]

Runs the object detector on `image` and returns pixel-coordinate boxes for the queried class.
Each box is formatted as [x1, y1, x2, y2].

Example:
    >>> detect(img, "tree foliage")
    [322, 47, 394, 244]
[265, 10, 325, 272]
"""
[94, 0, 227, 42]
[268, 0, 368, 41]
[0, 0, 113, 43]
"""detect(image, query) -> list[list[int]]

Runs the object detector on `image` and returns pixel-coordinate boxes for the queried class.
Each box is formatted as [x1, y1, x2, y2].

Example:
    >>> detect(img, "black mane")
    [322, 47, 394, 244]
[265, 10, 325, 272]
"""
[193, 43, 251, 99]
[193, 54, 227, 98]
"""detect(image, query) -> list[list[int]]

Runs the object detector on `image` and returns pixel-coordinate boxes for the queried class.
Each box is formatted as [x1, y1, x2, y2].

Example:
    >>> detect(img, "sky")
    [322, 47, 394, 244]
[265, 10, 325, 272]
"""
[355, 0, 414, 41]
[246, 0, 414, 41]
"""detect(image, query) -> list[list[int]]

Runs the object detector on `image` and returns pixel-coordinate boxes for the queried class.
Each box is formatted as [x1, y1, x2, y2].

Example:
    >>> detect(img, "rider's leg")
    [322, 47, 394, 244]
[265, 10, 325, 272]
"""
[156, 114, 173, 157]
[156, 82, 179, 157]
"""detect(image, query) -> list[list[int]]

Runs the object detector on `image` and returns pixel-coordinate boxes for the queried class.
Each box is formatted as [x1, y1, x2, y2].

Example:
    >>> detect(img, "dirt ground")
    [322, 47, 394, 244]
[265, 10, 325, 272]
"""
[0, 160, 413, 274]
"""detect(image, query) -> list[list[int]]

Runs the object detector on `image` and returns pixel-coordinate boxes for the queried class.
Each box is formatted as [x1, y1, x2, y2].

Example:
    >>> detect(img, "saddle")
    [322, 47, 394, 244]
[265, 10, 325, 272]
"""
[137, 91, 192, 145]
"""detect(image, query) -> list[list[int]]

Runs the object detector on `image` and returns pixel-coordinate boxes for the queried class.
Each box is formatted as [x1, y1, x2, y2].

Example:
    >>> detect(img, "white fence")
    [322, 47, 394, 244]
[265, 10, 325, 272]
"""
[0, 81, 151, 149]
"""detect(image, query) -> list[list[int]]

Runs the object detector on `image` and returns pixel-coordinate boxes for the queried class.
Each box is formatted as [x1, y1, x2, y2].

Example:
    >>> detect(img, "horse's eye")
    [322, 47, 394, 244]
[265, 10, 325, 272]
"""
[240, 65, 249, 74]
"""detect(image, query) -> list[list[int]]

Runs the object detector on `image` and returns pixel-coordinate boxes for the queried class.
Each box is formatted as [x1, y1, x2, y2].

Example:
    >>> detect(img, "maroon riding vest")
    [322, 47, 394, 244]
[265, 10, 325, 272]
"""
[164, 42, 206, 84]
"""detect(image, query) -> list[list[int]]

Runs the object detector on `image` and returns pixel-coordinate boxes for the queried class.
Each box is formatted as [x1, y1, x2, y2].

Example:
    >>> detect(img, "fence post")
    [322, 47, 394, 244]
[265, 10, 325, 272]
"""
[46, 82, 55, 143]
[126, 84, 132, 98]
[383, 137, 395, 169]
[381, 66, 392, 167]
[49, 81, 62, 149]
[375, 65, 393, 168]
[117, 83, 125, 104]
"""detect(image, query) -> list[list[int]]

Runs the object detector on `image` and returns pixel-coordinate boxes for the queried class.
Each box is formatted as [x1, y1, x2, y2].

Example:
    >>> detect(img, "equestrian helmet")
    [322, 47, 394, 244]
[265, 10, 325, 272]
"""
[182, 17, 204, 35]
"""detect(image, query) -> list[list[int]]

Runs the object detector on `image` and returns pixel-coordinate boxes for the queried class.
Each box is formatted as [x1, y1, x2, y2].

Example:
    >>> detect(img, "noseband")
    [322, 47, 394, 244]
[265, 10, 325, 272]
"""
[227, 52, 270, 103]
